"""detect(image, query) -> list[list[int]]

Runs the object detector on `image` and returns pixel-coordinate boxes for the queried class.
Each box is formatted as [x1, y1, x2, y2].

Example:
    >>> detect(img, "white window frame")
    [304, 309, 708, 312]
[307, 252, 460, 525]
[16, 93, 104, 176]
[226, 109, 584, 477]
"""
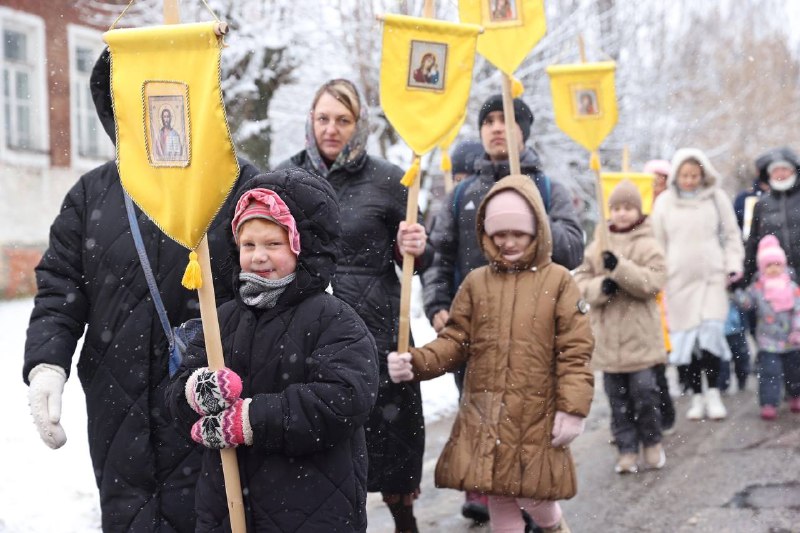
[68, 24, 114, 170]
[0, 7, 49, 167]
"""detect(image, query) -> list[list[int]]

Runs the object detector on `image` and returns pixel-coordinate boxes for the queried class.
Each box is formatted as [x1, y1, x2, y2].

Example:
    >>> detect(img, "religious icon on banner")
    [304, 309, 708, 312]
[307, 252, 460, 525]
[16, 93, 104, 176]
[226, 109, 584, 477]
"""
[144, 81, 190, 167]
[408, 40, 447, 91]
[574, 87, 600, 117]
[483, 0, 522, 27]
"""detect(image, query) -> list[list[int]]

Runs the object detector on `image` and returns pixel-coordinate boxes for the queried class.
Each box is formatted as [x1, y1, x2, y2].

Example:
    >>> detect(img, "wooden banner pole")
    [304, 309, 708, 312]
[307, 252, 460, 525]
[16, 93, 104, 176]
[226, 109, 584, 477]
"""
[501, 74, 521, 175]
[162, 1, 246, 531]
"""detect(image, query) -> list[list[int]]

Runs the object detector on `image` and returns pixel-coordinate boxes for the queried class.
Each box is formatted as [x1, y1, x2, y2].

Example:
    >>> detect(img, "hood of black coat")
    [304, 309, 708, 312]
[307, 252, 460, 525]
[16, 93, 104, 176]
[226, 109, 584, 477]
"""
[228, 168, 340, 306]
[90, 48, 116, 145]
[754, 146, 800, 184]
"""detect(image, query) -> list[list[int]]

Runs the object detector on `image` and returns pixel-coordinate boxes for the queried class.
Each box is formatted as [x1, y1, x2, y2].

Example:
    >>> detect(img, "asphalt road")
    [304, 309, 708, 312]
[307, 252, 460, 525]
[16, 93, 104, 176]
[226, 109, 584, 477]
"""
[366, 377, 800, 532]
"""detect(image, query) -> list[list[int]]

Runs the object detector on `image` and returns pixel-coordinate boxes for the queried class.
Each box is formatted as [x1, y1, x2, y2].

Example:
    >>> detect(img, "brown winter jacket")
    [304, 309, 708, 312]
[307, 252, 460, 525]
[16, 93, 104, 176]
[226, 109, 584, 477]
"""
[410, 174, 595, 501]
[574, 218, 667, 373]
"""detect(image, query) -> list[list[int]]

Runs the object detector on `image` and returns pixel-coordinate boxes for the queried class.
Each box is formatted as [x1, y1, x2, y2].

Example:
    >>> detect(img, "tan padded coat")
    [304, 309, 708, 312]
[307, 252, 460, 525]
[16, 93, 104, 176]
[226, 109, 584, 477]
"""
[409, 174, 595, 500]
[574, 218, 668, 373]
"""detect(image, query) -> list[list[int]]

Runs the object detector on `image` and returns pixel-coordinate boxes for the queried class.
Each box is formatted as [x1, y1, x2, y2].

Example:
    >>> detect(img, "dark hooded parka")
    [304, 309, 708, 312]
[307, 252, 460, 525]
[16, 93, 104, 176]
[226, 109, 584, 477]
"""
[277, 104, 433, 494]
[22, 49, 260, 532]
[745, 147, 800, 283]
[167, 169, 379, 532]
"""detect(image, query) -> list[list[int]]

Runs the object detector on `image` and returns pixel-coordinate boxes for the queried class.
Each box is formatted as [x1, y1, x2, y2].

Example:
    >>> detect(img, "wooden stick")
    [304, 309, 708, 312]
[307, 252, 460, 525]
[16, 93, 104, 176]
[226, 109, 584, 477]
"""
[591, 152, 609, 252]
[196, 237, 247, 533]
[443, 167, 454, 193]
[163, 2, 245, 530]
[622, 145, 630, 173]
[501, 74, 521, 175]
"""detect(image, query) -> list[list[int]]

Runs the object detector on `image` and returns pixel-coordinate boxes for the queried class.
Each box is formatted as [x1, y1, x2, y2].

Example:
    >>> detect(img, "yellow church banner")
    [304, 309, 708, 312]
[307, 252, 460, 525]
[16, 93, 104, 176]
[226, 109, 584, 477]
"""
[458, 0, 546, 75]
[104, 22, 239, 251]
[546, 62, 618, 153]
[601, 172, 655, 218]
[380, 14, 481, 158]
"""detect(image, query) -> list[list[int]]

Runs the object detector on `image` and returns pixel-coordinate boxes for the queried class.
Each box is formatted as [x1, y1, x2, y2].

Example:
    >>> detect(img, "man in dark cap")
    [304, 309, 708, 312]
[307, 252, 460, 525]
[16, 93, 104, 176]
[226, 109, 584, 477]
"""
[450, 139, 484, 184]
[422, 94, 584, 524]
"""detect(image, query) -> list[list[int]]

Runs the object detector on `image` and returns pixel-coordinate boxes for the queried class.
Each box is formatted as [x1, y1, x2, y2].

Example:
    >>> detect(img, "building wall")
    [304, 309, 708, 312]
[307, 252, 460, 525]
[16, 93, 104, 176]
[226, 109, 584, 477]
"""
[0, 2, 109, 297]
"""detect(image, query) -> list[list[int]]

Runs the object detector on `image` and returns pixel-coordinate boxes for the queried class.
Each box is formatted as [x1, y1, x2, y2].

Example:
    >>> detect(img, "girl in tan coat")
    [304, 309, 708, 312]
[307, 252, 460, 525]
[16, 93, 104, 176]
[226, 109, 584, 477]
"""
[388, 175, 594, 533]
[574, 180, 668, 474]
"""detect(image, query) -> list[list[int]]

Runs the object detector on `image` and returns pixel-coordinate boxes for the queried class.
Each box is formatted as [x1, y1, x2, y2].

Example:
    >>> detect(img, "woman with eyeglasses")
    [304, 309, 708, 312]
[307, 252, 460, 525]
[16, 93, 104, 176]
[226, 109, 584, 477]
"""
[277, 78, 432, 533]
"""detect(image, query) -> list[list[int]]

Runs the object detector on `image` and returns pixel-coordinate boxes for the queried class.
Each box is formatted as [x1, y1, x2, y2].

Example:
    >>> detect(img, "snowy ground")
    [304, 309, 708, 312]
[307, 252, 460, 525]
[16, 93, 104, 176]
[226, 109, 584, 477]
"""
[0, 276, 458, 532]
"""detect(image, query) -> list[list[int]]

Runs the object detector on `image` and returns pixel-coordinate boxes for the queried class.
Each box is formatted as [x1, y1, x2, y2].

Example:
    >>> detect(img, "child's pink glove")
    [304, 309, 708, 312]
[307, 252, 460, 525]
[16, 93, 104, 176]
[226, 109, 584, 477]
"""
[191, 398, 252, 449]
[387, 352, 414, 383]
[789, 331, 800, 346]
[551, 411, 585, 447]
[185, 367, 243, 415]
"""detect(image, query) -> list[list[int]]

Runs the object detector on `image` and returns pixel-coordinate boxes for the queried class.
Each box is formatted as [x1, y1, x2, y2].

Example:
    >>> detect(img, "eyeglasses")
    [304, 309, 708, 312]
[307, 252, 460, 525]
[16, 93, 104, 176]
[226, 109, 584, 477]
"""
[314, 115, 355, 129]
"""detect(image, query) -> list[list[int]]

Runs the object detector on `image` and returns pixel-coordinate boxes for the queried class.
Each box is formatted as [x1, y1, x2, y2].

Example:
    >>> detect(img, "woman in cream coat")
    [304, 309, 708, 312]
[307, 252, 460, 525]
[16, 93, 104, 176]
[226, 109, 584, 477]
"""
[651, 148, 744, 421]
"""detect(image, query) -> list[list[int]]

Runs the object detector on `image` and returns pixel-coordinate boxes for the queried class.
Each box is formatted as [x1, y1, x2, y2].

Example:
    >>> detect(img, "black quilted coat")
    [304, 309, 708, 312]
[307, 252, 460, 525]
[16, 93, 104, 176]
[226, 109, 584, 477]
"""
[167, 169, 379, 532]
[278, 151, 433, 494]
[22, 49, 260, 531]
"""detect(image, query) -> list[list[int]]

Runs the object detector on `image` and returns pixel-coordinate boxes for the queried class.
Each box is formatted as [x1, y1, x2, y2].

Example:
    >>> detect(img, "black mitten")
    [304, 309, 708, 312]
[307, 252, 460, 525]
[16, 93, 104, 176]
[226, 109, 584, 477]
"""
[601, 278, 619, 296]
[602, 251, 618, 271]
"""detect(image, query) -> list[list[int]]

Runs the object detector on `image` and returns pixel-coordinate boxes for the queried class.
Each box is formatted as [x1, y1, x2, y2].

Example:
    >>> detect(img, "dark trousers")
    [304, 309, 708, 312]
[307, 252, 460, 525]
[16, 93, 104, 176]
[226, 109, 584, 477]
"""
[720, 332, 752, 391]
[653, 363, 675, 428]
[603, 368, 662, 454]
[678, 349, 721, 393]
[757, 350, 800, 406]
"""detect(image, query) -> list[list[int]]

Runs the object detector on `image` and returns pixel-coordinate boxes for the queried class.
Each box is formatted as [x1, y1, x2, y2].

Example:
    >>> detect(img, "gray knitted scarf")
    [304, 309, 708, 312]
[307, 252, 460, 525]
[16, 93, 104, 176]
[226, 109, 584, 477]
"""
[239, 272, 296, 309]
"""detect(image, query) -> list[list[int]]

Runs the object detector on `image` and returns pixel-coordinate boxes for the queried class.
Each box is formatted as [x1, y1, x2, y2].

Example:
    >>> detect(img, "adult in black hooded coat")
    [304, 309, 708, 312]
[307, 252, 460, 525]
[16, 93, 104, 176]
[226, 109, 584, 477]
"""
[276, 78, 433, 533]
[167, 168, 379, 532]
[22, 48, 260, 531]
[744, 147, 800, 283]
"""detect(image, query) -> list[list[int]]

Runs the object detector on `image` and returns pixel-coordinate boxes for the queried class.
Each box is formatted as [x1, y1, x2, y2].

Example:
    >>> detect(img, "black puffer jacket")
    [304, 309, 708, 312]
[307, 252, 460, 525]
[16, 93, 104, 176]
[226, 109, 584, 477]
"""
[22, 49, 260, 532]
[167, 169, 379, 532]
[277, 150, 432, 493]
[423, 147, 584, 321]
[744, 147, 800, 283]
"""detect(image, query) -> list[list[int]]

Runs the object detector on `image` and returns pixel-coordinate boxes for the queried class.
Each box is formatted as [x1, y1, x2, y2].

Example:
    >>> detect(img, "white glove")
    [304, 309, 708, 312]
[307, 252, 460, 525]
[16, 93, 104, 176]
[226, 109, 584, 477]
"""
[28, 363, 68, 449]
[387, 352, 414, 383]
[550, 411, 585, 447]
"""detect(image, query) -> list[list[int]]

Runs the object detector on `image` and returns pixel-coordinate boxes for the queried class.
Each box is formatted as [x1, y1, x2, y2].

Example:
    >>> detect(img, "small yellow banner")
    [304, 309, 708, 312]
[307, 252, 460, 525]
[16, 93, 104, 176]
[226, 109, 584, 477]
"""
[546, 62, 618, 152]
[459, 0, 546, 75]
[104, 22, 239, 250]
[601, 172, 655, 218]
[380, 14, 480, 156]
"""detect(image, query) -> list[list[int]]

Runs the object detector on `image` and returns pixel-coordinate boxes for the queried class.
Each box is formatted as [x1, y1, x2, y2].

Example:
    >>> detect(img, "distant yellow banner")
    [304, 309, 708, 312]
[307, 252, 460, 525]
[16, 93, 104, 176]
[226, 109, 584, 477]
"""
[546, 62, 618, 152]
[601, 172, 655, 218]
[104, 22, 239, 250]
[459, 0, 546, 75]
[380, 14, 480, 156]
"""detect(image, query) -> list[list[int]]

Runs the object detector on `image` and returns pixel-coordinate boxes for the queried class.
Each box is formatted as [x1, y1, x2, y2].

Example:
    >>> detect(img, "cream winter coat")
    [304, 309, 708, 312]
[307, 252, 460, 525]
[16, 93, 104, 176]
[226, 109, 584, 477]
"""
[650, 148, 744, 333]
[574, 218, 667, 373]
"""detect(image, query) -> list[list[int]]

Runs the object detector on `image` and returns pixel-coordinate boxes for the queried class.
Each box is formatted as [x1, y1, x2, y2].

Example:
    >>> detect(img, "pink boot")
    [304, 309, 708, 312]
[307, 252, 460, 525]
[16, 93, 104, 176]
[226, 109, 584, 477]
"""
[760, 405, 778, 420]
[789, 397, 800, 413]
[461, 491, 489, 523]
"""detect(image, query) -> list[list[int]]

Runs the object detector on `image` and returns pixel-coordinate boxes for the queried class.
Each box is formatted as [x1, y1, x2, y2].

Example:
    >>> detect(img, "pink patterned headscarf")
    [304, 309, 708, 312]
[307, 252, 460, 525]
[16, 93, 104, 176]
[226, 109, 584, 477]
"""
[231, 188, 301, 256]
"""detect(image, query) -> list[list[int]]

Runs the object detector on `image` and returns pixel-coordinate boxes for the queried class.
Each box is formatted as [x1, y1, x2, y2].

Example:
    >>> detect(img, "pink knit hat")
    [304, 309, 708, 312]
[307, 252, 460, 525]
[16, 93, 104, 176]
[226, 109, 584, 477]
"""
[231, 188, 301, 256]
[484, 189, 536, 236]
[757, 235, 787, 273]
[643, 159, 671, 176]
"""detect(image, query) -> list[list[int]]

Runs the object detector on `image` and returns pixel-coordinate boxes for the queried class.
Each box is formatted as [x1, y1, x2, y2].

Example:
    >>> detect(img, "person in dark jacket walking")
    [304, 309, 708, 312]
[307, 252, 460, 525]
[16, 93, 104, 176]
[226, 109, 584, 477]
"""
[276, 78, 432, 533]
[744, 147, 800, 284]
[421, 94, 584, 523]
[167, 169, 379, 532]
[22, 49, 260, 531]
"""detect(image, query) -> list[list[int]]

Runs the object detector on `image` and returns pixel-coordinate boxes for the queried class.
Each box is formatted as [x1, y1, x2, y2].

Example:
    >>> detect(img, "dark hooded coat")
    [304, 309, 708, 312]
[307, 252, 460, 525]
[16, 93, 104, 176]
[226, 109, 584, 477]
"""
[22, 49, 260, 531]
[277, 128, 433, 494]
[167, 169, 379, 532]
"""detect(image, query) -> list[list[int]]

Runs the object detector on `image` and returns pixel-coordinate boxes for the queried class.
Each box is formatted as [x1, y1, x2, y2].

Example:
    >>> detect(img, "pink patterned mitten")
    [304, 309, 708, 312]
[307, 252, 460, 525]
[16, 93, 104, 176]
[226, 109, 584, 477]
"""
[185, 367, 243, 416]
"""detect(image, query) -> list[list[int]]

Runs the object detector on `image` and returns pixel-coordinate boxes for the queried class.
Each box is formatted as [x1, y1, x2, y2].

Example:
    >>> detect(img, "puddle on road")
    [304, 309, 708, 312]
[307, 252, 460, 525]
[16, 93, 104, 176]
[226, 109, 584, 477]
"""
[725, 482, 800, 510]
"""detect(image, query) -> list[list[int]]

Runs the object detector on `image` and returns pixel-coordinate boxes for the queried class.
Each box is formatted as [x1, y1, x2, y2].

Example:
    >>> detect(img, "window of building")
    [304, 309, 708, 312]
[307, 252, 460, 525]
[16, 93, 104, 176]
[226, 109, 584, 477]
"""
[68, 25, 114, 166]
[0, 7, 48, 165]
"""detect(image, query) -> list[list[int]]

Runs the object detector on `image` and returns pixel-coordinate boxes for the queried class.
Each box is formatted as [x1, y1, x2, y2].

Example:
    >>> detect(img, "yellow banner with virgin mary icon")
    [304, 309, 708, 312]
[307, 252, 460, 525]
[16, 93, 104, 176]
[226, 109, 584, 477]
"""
[103, 22, 239, 251]
[546, 62, 618, 153]
[458, 0, 546, 75]
[601, 172, 655, 218]
[380, 14, 481, 156]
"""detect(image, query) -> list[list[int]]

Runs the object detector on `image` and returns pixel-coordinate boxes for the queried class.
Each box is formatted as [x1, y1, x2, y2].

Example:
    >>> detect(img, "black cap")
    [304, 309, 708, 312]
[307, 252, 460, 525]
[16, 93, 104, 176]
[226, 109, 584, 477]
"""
[477, 94, 534, 142]
[450, 139, 484, 175]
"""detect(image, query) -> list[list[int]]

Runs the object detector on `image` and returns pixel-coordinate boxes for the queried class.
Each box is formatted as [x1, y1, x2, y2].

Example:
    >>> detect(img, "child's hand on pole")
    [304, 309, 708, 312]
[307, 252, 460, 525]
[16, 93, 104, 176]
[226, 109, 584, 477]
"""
[387, 352, 414, 383]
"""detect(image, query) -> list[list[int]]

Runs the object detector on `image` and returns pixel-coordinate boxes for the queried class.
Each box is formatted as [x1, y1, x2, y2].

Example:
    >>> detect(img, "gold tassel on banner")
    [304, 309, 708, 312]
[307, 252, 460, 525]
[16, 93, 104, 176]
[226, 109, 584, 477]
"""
[181, 251, 203, 289]
[400, 155, 421, 187]
[511, 75, 525, 98]
[590, 151, 601, 171]
[440, 150, 452, 172]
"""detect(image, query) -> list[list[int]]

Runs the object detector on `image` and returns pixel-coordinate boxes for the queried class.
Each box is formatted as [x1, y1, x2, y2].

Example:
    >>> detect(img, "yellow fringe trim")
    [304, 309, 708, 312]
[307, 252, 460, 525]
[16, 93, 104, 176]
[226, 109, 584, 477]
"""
[400, 155, 421, 187]
[181, 251, 203, 290]
[590, 151, 601, 172]
[440, 151, 452, 172]
[511, 76, 525, 98]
